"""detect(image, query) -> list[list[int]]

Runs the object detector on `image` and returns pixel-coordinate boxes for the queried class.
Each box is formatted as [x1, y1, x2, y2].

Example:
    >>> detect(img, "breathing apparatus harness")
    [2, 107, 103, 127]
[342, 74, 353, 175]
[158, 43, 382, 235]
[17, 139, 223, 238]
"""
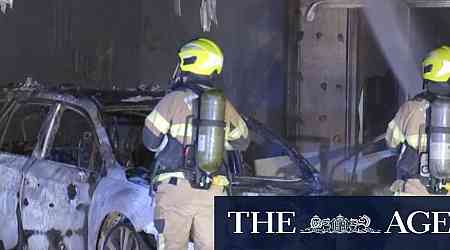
[417, 90, 450, 194]
[157, 81, 226, 190]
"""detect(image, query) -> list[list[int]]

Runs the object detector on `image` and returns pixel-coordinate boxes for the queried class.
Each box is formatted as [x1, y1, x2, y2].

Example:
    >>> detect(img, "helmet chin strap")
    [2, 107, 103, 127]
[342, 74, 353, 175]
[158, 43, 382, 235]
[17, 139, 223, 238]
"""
[168, 64, 186, 91]
[171, 63, 180, 80]
[170, 63, 182, 84]
[169, 62, 218, 91]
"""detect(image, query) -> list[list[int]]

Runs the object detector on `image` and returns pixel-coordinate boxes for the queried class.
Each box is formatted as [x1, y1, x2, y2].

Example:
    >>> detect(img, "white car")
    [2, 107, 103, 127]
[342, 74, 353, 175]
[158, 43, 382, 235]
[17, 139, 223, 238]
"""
[0, 84, 321, 250]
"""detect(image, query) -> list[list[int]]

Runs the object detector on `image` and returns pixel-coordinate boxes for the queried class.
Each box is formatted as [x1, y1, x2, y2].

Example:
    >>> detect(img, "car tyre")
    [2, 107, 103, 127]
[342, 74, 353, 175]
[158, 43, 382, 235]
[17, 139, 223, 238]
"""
[101, 223, 144, 250]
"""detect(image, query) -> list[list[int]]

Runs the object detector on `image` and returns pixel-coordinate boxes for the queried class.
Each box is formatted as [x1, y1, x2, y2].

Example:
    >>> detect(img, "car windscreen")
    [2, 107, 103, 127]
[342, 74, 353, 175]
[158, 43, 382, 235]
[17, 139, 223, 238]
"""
[242, 127, 300, 179]
[102, 110, 155, 168]
[241, 117, 316, 181]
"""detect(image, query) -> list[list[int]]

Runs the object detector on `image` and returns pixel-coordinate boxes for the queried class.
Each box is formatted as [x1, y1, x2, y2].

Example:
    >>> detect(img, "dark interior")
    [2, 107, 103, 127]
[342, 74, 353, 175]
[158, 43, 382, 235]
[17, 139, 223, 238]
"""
[102, 111, 155, 169]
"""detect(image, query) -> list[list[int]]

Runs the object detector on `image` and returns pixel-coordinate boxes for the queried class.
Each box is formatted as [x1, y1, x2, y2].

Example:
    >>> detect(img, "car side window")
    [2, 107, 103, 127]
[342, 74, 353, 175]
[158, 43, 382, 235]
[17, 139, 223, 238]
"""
[241, 128, 300, 179]
[0, 103, 51, 156]
[48, 108, 102, 171]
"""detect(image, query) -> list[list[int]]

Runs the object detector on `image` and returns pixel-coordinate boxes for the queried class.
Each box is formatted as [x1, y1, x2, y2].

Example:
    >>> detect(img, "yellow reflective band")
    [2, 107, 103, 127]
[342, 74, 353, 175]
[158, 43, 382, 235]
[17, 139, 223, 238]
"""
[145, 111, 170, 134]
[224, 119, 247, 141]
[170, 123, 193, 138]
[405, 134, 427, 150]
[212, 175, 230, 186]
[155, 172, 185, 183]
[228, 121, 248, 140]
[386, 121, 405, 148]
[227, 128, 241, 141]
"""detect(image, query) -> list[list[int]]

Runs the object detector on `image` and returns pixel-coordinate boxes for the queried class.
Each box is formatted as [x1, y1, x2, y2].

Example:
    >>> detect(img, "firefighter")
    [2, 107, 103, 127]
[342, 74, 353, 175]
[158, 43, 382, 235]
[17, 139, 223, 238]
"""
[387, 46, 450, 195]
[143, 38, 249, 250]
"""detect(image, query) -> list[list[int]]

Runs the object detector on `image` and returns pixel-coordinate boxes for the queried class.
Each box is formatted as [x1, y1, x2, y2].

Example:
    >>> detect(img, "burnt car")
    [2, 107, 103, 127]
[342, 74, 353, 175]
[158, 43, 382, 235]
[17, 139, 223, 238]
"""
[0, 84, 321, 250]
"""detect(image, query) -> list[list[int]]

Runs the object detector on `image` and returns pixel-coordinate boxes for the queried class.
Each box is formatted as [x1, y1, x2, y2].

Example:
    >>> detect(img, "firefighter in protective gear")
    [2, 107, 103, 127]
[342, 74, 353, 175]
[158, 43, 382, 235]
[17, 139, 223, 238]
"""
[387, 46, 450, 195]
[143, 38, 249, 250]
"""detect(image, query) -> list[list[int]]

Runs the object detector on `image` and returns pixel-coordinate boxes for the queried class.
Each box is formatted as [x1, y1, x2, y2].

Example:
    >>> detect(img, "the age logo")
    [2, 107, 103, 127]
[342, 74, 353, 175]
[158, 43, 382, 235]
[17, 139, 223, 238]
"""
[300, 214, 381, 234]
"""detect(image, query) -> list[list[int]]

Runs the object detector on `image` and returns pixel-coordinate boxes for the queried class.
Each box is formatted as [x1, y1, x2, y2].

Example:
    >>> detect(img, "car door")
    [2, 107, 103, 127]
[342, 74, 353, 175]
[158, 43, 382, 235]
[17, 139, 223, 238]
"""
[229, 118, 321, 196]
[21, 104, 103, 250]
[0, 101, 54, 250]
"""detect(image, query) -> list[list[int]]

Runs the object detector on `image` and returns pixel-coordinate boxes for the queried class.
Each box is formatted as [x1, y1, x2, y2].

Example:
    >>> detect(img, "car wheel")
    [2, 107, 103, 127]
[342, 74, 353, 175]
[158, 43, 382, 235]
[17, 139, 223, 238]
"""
[102, 223, 143, 250]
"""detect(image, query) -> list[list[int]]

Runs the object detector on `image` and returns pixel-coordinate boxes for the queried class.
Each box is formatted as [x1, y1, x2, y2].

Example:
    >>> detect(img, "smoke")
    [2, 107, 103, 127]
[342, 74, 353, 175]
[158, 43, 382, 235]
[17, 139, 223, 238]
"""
[363, 0, 422, 98]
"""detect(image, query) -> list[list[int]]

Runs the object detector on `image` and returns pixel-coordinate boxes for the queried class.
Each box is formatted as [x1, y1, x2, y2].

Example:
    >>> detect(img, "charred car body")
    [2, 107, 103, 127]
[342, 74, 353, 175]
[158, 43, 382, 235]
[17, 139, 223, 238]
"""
[0, 84, 321, 250]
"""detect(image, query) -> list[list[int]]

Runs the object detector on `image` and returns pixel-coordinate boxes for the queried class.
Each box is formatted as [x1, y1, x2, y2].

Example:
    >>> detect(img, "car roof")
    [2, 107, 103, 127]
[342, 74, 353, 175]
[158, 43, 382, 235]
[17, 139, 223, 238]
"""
[1, 83, 165, 112]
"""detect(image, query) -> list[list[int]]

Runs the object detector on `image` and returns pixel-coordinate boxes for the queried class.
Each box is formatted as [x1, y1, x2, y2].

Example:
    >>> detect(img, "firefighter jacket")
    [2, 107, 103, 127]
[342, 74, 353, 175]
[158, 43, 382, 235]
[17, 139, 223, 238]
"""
[385, 93, 430, 179]
[143, 84, 249, 170]
[386, 96, 429, 151]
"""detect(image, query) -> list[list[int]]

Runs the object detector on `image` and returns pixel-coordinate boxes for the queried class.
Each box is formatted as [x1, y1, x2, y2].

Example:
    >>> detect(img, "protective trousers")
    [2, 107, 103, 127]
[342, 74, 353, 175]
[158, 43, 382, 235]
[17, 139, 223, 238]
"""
[154, 178, 227, 250]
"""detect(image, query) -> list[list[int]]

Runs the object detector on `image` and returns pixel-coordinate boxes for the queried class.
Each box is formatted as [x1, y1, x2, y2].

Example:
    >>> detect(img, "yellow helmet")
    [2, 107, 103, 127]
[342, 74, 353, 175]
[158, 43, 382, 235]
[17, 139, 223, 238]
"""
[423, 46, 450, 83]
[178, 38, 224, 77]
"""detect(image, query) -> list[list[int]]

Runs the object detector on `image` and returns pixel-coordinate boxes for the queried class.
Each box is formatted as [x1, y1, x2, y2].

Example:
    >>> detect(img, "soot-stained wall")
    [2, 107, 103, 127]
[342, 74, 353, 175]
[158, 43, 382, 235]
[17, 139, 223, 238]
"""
[0, 0, 288, 135]
[0, 0, 141, 86]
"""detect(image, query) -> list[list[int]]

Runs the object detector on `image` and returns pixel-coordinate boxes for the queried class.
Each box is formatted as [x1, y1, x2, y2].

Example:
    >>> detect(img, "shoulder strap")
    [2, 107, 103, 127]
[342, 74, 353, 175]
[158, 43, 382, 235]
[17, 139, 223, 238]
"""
[170, 83, 205, 96]
[413, 91, 436, 102]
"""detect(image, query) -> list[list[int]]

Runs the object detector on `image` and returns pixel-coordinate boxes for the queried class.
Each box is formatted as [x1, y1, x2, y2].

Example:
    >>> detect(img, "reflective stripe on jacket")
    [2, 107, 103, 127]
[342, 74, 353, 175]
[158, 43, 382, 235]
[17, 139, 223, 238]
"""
[154, 172, 229, 186]
[385, 98, 429, 151]
[143, 86, 249, 169]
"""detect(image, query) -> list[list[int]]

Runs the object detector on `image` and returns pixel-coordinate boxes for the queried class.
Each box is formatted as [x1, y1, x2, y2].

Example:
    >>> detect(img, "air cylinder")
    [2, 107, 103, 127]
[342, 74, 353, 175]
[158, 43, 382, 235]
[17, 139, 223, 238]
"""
[429, 97, 450, 179]
[195, 89, 226, 173]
